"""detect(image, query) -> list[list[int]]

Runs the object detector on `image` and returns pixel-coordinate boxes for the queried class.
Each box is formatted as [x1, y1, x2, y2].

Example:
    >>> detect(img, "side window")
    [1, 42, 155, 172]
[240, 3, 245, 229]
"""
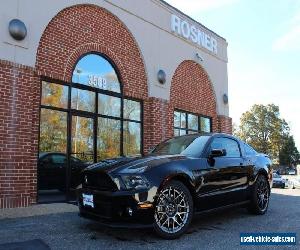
[244, 143, 257, 156]
[40, 155, 52, 164]
[211, 138, 241, 158]
[51, 154, 67, 164]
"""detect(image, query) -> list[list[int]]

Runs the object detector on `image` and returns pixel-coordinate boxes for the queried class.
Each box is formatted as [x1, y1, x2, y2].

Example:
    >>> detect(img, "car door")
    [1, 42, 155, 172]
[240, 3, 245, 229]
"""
[209, 137, 249, 204]
[195, 136, 248, 210]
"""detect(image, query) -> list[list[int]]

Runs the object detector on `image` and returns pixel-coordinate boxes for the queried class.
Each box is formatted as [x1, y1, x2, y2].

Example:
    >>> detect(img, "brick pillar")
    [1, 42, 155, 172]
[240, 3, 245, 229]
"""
[143, 97, 173, 154]
[0, 60, 40, 208]
[218, 115, 232, 134]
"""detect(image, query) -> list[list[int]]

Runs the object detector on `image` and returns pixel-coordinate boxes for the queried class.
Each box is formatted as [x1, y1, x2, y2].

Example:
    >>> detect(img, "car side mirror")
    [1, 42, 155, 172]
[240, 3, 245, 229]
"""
[209, 149, 226, 158]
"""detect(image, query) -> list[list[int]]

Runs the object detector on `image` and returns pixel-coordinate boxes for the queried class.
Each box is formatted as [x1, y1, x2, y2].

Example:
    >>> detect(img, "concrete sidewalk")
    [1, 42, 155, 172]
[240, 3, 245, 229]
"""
[0, 203, 78, 220]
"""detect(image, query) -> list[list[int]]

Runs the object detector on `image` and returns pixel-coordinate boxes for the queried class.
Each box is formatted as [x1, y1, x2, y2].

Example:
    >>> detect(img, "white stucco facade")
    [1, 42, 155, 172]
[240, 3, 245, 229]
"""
[0, 0, 229, 116]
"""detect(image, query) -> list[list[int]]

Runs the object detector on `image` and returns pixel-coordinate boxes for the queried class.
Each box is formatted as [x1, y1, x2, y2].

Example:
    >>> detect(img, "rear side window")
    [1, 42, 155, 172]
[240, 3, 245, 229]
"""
[51, 154, 67, 164]
[210, 137, 241, 158]
[40, 155, 52, 164]
[244, 143, 257, 156]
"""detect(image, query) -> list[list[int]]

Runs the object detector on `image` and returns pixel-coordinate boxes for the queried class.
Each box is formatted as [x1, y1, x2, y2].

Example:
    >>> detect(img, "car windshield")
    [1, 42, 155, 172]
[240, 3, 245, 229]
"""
[151, 135, 211, 157]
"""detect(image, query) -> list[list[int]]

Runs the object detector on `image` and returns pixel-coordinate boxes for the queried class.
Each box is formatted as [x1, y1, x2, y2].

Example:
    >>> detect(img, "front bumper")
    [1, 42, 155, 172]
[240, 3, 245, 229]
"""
[77, 188, 155, 227]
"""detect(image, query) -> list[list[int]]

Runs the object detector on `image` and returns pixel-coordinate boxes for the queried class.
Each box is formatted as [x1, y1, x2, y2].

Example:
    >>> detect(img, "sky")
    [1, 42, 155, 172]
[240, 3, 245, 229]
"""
[165, 0, 300, 149]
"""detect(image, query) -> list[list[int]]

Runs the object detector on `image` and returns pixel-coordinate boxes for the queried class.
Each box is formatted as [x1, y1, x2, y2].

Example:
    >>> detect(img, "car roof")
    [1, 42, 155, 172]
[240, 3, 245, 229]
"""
[39, 152, 65, 158]
[173, 133, 240, 141]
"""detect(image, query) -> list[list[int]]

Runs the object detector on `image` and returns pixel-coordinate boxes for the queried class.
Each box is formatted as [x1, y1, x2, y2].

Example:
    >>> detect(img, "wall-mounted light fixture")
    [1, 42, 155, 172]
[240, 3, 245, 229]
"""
[8, 19, 27, 41]
[157, 69, 166, 85]
[195, 53, 204, 62]
[223, 94, 229, 104]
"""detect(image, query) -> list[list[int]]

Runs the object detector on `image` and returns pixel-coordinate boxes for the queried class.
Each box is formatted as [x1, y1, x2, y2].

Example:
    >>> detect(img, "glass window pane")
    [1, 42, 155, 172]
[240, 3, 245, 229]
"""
[174, 129, 180, 136]
[124, 99, 141, 121]
[174, 111, 181, 128]
[51, 154, 67, 164]
[201, 117, 211, 132]
[72, 54, 121, 93]
[41, 81, 68, 109]
[123, 121, 141, 156]
[97, 118, 121, 161]
[39, 109, 67, 153]
[174, 112, 186, 128]
[98, 94, 121, 117]
[188, 114, 199, 130]
[71, 88, 95, 112]
[188, 130, 198, 135]
[211, 138, 241, 158]
[244, 143, 257, 156]
[180, 129, 187, 136]
[71, 116, 94, 163]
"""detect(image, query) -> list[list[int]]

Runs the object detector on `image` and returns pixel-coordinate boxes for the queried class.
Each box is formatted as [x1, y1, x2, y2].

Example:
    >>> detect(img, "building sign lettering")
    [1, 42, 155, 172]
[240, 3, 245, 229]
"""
[88, 75, 107, 89]
[171, 14, 218, 55]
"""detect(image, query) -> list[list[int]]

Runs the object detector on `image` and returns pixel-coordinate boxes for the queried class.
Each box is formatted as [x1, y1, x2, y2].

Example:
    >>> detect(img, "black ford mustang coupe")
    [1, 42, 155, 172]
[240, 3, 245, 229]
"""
[77, 133, 272, 239]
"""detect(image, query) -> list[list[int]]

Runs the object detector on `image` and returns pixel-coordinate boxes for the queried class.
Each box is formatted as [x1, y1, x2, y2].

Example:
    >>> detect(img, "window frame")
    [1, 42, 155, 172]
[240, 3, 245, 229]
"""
[244, 143, 257, 157]
[39, 52, 143, 163]
[173, 109, 212, 135]
[209, 136, 242, 158]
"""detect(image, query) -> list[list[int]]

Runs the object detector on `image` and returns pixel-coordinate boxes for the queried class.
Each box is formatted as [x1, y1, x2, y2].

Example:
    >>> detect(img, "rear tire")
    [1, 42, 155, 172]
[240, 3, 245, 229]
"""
[153, 181, 193, 239]
[248, 175, 270, 215]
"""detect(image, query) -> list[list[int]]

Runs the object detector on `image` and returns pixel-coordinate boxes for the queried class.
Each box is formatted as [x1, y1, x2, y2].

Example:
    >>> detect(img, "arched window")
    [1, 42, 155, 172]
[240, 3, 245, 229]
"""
[39, 53, 142, 197]
[72, 54, 121, 93]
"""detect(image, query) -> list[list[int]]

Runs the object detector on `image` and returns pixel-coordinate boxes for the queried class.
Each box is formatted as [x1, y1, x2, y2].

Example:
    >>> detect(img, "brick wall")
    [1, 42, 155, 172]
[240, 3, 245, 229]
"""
[143, 60, 232, 153]
[1, 4, 149, 208]
[170, 60, 219, 132]
[143, 98, 174, 153]
[0, 5, 231, 208]
[0, 60, 39, 208]
[36, 5, 148, 100]
[218, 115, 233, 134]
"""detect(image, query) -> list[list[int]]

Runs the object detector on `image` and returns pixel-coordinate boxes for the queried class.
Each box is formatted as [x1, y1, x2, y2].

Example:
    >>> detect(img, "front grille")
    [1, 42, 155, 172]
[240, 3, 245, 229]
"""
[82, 172, 117, 191]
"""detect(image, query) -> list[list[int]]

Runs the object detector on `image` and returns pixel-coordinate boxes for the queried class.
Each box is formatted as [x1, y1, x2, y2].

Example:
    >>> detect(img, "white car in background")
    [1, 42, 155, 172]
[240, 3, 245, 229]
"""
[289, 177, 300, 189]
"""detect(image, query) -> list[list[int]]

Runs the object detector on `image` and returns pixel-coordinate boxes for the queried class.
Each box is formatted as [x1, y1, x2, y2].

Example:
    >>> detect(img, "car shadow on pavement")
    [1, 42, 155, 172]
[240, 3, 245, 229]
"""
[82, 191, 300, 244]
[82, 206, 249, 243]
[0, 190, 299, 249]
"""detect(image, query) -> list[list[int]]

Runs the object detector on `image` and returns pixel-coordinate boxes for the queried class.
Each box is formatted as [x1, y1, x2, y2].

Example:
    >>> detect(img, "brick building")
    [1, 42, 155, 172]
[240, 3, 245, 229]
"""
[0, 0, 232, 208]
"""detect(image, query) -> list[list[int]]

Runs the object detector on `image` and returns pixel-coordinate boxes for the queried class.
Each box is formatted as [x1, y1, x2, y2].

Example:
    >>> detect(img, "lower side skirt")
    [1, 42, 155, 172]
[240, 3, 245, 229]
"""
[194, 200, 250, 215]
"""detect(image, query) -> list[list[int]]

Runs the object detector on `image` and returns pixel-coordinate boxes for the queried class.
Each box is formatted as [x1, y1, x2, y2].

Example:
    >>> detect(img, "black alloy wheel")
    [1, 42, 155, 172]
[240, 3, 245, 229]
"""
[248, 175, 270, 215]
[154, 181, 193, 239]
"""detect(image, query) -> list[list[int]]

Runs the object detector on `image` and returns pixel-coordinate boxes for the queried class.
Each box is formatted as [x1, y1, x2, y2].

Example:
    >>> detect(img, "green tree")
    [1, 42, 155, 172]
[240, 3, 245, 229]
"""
[235, 104, 290, 161]
[279, 135, 300, 166]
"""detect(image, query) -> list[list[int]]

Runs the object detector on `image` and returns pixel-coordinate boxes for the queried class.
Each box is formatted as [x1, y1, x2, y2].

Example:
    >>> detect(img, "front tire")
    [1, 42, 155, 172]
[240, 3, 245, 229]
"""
[248, 175, 270, 215]
[154, 181, 193, 239]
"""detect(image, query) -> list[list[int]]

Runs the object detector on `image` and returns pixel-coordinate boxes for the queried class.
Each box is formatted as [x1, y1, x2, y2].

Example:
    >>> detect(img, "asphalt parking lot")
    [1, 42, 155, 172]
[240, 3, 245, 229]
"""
[0, 188, 299, 250]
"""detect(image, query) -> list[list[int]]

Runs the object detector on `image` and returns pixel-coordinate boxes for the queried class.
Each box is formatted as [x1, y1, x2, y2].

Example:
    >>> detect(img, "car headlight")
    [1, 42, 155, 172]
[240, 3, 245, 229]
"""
[121, 175, 150, 190]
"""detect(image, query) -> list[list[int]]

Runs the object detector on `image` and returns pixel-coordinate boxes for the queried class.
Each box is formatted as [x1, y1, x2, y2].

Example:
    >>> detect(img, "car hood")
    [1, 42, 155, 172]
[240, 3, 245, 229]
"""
[83, 154, 187, 175]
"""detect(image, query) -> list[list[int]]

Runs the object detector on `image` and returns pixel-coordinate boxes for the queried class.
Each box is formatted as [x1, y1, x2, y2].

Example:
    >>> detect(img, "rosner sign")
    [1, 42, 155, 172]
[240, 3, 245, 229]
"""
[171, 14, 218, 55]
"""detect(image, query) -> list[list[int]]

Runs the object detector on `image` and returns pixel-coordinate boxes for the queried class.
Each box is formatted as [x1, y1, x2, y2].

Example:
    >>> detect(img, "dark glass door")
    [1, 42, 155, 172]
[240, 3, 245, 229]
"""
[38, 108, 68, 203]
[68, 115, 94, 200]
